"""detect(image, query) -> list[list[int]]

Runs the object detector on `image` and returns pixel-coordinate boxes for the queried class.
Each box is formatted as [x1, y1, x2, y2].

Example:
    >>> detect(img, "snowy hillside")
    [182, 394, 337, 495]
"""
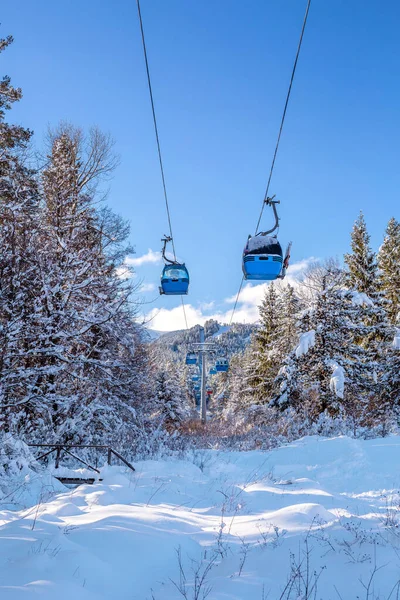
[143, 328, 164, 342]
[150, 319, 255, 366]
[2, 436, 400, 599]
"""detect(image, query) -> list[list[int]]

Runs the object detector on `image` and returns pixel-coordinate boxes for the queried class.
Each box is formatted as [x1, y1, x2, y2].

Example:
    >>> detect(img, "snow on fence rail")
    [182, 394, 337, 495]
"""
[29, 444, 135, 484]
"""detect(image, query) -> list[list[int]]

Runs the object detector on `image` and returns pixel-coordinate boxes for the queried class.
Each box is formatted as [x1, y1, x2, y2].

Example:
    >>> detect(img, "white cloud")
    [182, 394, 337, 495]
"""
[199, 301, 215, 311]
[145, 305, 208, 332]
[225, 282, 268, 306]
[125, 249, 162, 268]
[145, 301, 259, 332]
[145, 257, 316, 332]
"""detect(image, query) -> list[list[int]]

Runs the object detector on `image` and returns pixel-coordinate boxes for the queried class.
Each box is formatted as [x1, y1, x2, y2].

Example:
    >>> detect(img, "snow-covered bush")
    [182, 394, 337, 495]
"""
[0, 434, 64, 508]
[0, 434, 33, 482]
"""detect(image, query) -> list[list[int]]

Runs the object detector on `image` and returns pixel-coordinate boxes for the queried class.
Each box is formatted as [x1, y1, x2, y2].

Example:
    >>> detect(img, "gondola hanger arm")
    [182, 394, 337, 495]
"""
[259, 195, 280, 236]
[161, 235, 176, 264]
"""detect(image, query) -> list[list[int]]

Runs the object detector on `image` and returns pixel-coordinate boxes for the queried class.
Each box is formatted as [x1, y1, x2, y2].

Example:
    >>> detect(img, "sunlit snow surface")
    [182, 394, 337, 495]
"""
[1, 436, 400, 599]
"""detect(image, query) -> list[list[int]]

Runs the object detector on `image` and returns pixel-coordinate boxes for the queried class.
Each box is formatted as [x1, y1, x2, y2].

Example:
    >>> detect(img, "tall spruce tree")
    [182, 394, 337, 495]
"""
[275, 284, 300, 357]
[344, 212, 378, 296]
[154, 369, 191, 432]
[224, 345, 254, 423]
[377, 218, 400, 421]
[378, 217, 400, 325]
[0, 35, 41, 430]
[344, 213, 396, 420]
[246, 283, 281, 404]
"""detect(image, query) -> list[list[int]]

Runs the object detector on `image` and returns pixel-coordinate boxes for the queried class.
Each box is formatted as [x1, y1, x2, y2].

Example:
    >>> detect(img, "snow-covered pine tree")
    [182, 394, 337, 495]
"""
[344, 212, 378, 295]
[277, 271, 377, 433]
[377, 217, 400, 325]
[154, 369, 191, 432]
[377, 217, 400, 425]
[0, 35, 42, 430]
[381, 340, 400, 425]
[271, 349, 302, 414]
[245, 283, 282, 404]
[223, 345, 254, 423]
[268, 284, 301, 412]
[344, 213, 396, 425]
[23, 126, 150, 446]
[275, 284, 300, 358]
[210, 368, 229, 415]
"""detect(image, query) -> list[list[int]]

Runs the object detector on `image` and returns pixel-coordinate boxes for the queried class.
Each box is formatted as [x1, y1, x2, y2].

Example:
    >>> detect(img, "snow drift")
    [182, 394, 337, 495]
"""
[1, 436, 400, 599]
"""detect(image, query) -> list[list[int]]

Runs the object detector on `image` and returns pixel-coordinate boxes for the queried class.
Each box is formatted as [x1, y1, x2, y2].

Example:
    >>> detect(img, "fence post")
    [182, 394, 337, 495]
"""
[107, 447, 112, 466]
[55, 446, 61, 469]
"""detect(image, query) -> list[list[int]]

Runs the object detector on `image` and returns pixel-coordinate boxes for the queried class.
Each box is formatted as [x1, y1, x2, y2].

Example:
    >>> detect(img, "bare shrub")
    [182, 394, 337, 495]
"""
[170, 546, 217, 600]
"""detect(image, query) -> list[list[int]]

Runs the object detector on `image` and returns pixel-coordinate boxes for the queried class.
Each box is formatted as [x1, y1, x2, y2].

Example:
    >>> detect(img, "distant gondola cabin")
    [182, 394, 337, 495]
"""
[186, 353, 197, 365]
[215, 358, 229, 372]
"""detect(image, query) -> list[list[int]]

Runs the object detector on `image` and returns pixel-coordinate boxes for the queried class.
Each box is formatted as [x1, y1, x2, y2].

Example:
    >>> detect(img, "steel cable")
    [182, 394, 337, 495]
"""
[136, 0, 189, 328]
[229, 0, 311, 325]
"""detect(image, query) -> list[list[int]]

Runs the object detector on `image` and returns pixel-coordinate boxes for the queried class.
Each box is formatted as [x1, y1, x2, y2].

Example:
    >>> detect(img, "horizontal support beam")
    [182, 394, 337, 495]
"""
[29, 444, 110, 449]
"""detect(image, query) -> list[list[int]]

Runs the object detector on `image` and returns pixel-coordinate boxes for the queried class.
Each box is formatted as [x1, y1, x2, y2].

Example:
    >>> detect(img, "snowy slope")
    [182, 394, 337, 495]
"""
[212, 325, 231, 338]
[1, 436, 400, 599]
[151, 320, 255, 368]
[143, 328, 164, 342]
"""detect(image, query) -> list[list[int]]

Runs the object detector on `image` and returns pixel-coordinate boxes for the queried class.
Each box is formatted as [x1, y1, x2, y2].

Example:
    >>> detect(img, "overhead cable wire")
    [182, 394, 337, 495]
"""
[136, 0, 189, 328]
[229, 0, 312, 325]
[181, 297, 189, 329]
[229, 276, 244, 325]
[136, 0, 176, 260]
[255, 0, 311, 235]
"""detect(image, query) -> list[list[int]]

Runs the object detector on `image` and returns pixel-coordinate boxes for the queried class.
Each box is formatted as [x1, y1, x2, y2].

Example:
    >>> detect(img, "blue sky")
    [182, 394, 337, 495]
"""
[2, 0, 399, 330]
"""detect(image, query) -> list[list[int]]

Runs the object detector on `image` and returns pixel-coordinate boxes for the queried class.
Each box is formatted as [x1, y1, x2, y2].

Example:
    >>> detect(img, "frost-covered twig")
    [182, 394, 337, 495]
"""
[237, 536, 250, 577]
[279, 537, 326, 600]
[170, 546, 217, 600]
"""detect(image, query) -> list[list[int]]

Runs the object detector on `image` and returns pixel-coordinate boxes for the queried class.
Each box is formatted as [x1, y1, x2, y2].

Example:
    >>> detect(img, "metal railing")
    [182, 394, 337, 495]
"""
[29, 444, 135, 474]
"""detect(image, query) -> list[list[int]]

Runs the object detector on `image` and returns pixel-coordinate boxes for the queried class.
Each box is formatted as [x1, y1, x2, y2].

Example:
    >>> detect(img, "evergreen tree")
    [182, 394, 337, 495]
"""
[377, 217, 400, 325]
[223, 346, 254, 423]
[275, 284, 300, 358]
[1, 125, 151, 446]
[381, 345, 400, 425]
[154, 369, 191, 432]
[344, 213, 396, 420]
[246, 284, 281, 403]
[0, 35, 40, 428]
[271, 350, 301, 413]
[30, 128, 148, 443]
[344, 212, 378, 296]
[278, 275, 377, 432]
[268, 285, 301, 412]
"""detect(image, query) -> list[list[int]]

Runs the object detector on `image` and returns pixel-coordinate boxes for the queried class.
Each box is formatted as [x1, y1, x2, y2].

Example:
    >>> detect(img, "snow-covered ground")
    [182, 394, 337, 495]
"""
[1, 436, 400, 599]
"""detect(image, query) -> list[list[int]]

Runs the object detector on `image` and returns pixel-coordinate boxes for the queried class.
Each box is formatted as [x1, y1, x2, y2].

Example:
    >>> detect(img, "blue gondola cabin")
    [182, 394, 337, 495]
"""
[160, 264, 189, 295]
[242, 234, 283, 281]
[215, 359, 229, 372]
[186, 353, 197, 365]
